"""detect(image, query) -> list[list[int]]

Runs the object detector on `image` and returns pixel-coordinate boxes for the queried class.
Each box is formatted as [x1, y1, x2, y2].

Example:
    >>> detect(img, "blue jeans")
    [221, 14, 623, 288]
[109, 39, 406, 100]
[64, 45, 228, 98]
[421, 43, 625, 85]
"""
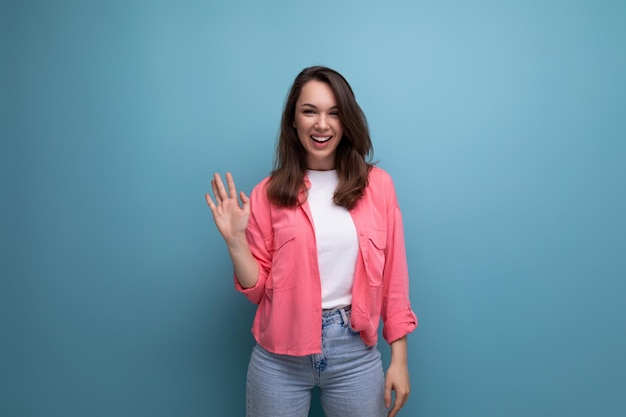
[246, 306, 386, 417]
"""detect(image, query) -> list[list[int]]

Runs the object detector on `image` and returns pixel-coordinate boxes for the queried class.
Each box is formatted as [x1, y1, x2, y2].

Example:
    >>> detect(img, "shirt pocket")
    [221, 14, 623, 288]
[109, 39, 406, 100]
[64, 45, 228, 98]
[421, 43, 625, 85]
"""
[267, 226, 298, 292]
[365, 226, 387, 286]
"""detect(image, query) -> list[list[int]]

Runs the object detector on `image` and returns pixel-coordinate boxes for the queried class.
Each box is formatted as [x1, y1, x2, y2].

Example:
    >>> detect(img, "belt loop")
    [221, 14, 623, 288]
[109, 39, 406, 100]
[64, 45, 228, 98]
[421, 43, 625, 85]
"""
[339, 307, 349, 327]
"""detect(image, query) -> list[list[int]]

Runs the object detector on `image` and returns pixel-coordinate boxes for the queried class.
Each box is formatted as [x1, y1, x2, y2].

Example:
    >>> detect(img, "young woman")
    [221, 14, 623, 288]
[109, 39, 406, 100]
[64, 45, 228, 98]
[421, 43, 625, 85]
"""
[206, 66, 417, 417]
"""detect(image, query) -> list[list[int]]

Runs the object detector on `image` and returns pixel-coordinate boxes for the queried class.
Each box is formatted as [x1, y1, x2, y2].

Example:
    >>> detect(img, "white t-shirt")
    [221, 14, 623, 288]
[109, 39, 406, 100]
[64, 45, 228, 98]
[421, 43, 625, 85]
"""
[306, 170, 359, 309]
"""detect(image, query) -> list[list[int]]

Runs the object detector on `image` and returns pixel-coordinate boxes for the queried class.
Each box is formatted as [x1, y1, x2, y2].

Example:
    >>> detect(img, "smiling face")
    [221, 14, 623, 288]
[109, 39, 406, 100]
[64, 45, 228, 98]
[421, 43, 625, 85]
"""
[294, 80, 344, 170]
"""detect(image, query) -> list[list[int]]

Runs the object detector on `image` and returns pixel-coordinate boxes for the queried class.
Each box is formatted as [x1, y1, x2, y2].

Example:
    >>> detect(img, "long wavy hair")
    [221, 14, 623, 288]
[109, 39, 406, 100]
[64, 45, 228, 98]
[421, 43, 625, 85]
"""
[267, 66, 374, 209]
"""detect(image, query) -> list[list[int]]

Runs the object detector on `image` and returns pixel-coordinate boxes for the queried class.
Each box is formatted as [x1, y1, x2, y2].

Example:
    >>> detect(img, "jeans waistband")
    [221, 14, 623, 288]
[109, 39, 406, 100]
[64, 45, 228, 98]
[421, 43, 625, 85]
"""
[322, 305, 351, 326]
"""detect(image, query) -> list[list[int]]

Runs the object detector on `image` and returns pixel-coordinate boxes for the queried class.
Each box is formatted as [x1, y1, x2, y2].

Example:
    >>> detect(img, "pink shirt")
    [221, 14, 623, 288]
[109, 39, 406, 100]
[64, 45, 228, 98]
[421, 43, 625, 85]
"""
[235, 167, 417, 356]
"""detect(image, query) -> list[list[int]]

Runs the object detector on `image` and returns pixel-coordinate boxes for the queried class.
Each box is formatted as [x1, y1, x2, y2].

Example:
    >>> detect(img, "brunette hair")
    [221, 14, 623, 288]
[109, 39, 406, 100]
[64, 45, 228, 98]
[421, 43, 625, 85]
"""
[267, 66, 374, 209]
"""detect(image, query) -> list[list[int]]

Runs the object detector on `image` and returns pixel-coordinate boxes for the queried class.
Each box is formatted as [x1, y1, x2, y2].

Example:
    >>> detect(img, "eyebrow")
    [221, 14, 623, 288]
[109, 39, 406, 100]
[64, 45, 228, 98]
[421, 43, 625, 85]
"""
[300, 103, 338, 110]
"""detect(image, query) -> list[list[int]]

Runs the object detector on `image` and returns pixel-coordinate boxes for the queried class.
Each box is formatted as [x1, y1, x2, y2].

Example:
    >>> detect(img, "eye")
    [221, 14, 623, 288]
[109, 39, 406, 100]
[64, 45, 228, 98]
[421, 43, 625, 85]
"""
[329, 111, 339, 117]
[302, 109, 315, 115]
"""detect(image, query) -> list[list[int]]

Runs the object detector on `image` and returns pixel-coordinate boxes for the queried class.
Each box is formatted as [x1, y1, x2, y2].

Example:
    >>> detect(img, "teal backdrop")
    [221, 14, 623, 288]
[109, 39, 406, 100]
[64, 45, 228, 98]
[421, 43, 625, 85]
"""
[2, 0, 625, 416]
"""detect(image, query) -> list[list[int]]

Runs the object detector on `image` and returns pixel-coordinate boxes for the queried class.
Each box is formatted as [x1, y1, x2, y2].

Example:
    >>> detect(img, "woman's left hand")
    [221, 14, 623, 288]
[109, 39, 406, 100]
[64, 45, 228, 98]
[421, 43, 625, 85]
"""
[385, 336, 411, 417]
[384, 362, 410, 417]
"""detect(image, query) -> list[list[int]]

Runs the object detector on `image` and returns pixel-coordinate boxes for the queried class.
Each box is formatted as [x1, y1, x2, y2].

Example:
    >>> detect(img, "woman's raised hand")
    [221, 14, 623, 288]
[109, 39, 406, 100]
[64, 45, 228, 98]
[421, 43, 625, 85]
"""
[205, 172, 250, 243]
[205, 172, 259, 288]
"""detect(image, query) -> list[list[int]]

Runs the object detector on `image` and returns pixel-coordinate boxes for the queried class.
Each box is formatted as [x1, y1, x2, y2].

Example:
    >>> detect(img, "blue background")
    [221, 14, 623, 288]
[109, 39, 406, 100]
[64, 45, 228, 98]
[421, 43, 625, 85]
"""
[2, 1, 625, 416]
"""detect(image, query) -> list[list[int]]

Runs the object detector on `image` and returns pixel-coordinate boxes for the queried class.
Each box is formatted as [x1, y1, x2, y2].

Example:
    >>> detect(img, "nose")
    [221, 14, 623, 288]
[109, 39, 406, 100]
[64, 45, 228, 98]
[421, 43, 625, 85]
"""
[315, 115, 329, 130]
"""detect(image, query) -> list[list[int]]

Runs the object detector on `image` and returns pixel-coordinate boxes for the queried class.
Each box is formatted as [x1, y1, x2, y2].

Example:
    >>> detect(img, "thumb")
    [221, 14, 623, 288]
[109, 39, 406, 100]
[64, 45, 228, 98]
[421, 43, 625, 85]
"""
[240, 191, 250, 212]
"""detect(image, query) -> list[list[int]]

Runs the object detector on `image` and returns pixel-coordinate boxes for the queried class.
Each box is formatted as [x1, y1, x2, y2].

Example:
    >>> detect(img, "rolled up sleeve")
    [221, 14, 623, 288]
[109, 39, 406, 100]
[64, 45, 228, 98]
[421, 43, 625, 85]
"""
[234, 182, 272, 305]
[381, 185, 418, 344]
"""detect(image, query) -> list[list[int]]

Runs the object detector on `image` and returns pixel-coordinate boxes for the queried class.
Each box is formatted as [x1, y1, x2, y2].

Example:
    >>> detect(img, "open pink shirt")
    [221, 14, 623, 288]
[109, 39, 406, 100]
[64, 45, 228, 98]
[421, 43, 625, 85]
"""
[235, 167, 417, 356]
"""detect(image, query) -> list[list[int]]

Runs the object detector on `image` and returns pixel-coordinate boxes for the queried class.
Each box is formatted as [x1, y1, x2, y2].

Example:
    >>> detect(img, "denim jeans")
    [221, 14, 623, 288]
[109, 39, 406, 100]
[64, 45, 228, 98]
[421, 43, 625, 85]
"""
[246, 306, 386, 417]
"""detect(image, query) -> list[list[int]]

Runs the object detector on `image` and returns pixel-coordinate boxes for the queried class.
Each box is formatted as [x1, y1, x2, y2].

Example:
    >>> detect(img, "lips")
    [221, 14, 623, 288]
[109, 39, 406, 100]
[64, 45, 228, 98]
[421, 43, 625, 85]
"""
[311, 135, 332, 143]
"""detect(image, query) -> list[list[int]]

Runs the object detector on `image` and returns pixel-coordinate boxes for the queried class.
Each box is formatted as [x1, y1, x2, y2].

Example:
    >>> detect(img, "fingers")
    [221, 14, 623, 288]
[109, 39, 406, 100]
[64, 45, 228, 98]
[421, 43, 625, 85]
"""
[211, 179, 221, 204]
[388, 402, 400, 417]
[385, 374, 410, 417]
[387, 392, 407, 417]
[208, 172, 246, 210]
[212, 172, 240, 200]
[225, 172, 238, 199]
[205, 193, 216, 210]
[213, 173, 229, 201]
[386, 387, 409, 417]
[384, 382, 392, 409]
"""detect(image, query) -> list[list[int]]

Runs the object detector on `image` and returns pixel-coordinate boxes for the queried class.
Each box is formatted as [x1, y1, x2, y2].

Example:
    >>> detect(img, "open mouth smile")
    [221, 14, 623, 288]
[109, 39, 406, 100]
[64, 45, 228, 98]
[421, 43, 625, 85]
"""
[311, 135, 332, 143]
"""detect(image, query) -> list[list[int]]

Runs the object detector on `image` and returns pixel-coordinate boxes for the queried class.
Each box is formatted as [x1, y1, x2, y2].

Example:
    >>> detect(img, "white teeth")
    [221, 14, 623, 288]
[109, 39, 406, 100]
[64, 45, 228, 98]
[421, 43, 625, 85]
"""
[312, 136, 331, 143]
